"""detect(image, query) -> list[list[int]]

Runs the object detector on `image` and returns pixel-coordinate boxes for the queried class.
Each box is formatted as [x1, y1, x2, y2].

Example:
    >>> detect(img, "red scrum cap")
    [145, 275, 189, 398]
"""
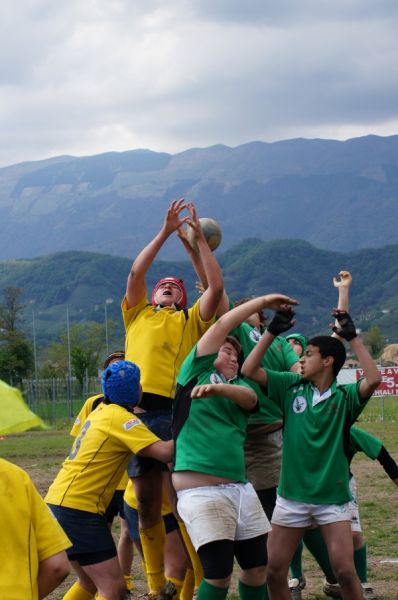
[151, 277, 188, 310]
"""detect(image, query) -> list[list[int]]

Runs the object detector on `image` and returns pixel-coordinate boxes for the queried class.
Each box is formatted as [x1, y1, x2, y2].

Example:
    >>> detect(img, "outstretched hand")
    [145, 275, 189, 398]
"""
[163, 198, 190, 236]
[262, 294, 299, 312]
[191, 384, 216, 398]
[331, 309, 357, 341]
[267, 309, 296, 336]
[333, 271, 352, 289]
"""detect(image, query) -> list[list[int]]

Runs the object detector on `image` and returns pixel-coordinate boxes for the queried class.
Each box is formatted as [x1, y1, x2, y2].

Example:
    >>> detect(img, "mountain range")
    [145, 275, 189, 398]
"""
[1, 134, 398, 261]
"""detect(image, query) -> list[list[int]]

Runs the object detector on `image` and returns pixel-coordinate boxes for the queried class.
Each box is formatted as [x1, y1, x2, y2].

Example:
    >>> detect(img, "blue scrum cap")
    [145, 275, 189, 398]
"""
[101, 360, 141, 407]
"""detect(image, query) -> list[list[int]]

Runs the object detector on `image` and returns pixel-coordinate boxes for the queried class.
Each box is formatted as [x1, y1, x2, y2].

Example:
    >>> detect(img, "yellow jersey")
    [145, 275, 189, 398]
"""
[70, 393, 128, 491]
[70, 393, 103, 437]
[46, 403, 160, 514]
[122, 296, 214, 399]
[0, 459, 71, 600]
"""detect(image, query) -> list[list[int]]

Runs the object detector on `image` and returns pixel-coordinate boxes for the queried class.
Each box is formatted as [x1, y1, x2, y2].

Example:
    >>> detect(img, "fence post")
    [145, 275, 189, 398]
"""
[52, 379, 56, 426]
[380, 395, 385, 421]
[67, 374, 73, 418]
[83, 368, 89, 400]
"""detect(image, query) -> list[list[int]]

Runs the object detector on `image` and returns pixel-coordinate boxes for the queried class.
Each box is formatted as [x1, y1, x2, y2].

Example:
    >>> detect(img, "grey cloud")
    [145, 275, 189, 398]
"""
[0, 1, 398, 166]
[189, 0, 398, 24]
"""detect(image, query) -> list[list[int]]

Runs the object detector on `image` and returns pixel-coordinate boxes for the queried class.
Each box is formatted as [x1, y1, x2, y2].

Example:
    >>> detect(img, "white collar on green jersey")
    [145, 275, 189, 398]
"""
[311, 384, 332, 406]
[210, 371, 238, 384]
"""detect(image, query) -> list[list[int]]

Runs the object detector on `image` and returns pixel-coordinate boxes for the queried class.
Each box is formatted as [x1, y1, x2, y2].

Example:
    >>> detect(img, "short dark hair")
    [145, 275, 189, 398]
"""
[234, 297, 267, 326]
[103, 350, 125, 369]
[225, 336, 242, 356]
[307, 336, 346, 376]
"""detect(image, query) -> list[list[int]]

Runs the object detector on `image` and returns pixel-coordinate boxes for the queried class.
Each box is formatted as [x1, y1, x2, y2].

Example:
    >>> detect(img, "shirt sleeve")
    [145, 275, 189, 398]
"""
[121, 295, 149, 331]
[265, 370, 302, 410]
[188, 298, 217, 331]
[115, 412, 162, 455]
[349, 426, 383, 460]
[342, 380, 371, 421]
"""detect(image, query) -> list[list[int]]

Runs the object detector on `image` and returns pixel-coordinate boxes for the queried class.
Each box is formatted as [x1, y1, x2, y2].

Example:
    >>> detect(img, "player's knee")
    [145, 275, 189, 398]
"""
[266, 563, 286, 587]
[333, 563, 357, 587]
[241, 565, 267, 586]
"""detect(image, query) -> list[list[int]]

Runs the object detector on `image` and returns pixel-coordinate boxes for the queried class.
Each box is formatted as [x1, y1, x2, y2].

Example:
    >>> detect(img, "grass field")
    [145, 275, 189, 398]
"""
[1, 409, 397, 599]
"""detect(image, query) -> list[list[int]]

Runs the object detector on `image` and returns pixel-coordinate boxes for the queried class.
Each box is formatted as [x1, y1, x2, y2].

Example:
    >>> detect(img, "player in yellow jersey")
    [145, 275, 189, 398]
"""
[67, 350, 139, 598]
[122, 199, 224, 599]
[0, 458, 71, 600]
[46, 360, 174, 600]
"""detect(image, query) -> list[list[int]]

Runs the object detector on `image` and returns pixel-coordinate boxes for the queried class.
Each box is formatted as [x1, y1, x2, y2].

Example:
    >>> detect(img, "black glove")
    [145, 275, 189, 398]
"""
[332, 310, 357, 341]
[267, 309, 295, 336]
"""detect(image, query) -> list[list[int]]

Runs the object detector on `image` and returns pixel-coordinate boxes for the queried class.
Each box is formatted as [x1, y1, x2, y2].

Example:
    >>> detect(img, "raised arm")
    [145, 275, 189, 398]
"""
[242, 309, 297, 384]
[184, 203, 224, 321]
[332, 271, 352, 339]
[241, 330, 276, 386]
[197, 294, 298, 358]
[332, 309, 381, 400]
[125, 199, 189, 308]
[177, 220, 209, 289]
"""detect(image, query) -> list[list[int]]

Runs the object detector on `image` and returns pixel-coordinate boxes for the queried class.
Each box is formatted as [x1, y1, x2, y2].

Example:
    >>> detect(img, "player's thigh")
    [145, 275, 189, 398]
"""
[267, 524, 305, 573]
[82, 555, 125, 596]
[320, 520, 354, 571]
[132, 469, 163, 508]
[69, 561, 97, 594]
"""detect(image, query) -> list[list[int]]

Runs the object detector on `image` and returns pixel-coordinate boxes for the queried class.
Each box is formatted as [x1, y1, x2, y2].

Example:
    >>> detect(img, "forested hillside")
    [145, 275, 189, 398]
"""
[0, 240, 397, 345]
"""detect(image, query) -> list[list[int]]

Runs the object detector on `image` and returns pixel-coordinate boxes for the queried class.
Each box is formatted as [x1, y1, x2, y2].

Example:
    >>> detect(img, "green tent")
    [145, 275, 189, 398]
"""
[0, 379, 47, 435]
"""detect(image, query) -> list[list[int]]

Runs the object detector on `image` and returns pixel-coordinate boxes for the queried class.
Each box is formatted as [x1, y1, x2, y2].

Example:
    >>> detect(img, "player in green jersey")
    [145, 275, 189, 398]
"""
[241, 302, 381, 600]
[172, 293, 298, 600]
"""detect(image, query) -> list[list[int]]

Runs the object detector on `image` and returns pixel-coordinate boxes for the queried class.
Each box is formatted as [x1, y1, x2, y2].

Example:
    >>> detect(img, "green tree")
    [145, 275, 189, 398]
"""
[42, 321, 109, 388]
[0, 287, 33, 385]
[363, 325, 385, 359]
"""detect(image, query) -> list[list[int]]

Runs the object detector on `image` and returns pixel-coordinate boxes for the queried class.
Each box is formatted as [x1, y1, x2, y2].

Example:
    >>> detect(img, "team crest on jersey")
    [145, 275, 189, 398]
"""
[210, 372, 225, 384]
[249, 329, 261, 343]
[292, 396, 307, 414]
[123, 417, 141, 431]
[73, 417, 81, 426]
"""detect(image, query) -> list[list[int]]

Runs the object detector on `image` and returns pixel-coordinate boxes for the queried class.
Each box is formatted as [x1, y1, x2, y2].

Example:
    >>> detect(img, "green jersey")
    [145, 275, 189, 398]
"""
[231, 322, 298, 425]
[172, 346, 256, 482]
[348, 426, 383, 462]
[266, 370, 368, 504]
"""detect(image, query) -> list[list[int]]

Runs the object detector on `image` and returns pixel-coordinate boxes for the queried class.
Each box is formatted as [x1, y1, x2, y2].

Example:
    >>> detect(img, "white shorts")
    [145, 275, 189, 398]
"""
[272, 494, 351, 528]
[348, 477, 361, 532]
[176, 482, 271, 550]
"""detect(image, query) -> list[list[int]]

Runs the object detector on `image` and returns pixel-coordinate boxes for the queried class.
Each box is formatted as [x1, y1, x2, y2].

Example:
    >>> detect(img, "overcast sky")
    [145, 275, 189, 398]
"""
[1, 0, 398, 167]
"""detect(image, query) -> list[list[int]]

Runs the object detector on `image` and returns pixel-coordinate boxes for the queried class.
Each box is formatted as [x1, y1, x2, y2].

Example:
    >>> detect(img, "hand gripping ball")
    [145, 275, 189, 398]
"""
[187, 217, 222, 251]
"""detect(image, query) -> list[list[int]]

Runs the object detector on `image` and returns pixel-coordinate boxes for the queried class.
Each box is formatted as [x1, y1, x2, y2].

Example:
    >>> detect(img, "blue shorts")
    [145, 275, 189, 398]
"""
[124, 502, 140, 541]
[105, 489, 125, 523]
[124, 502, 180, 541]
[128, 410, 172, 477]
[48, 504, 117, 565]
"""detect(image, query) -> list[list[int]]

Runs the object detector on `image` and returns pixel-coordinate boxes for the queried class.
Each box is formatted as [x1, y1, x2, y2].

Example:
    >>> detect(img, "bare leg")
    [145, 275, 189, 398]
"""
[117, 517, 134, 590]
[133, 469, 163, 529]
[73, 556, 126, 600]
[266, 525, 305, 600]
[320, 521, 363, 600]
[165, 529, 189, 581]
